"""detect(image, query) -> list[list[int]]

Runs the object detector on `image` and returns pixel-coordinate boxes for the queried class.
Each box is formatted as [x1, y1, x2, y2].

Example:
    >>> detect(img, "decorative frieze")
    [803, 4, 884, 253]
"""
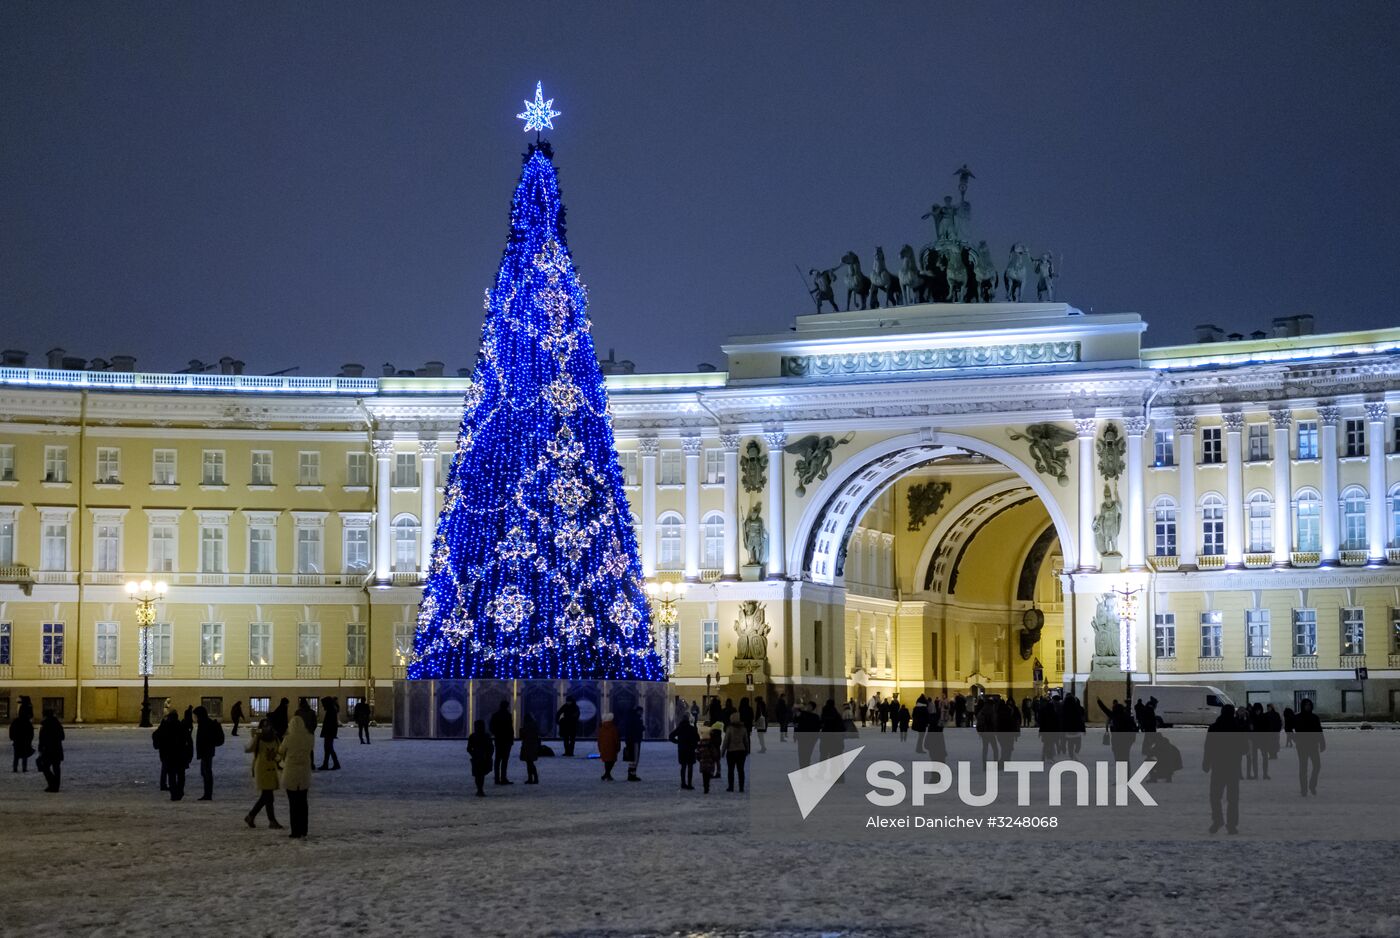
[780, 341, 1079, 379]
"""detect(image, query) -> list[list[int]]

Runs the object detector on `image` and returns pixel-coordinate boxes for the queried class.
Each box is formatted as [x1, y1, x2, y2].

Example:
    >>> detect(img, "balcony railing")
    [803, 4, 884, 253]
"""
[84, 571, 363, 589]
[91, 665, 121, 679]
[1389, 653, 1400, 669]
[1197, 656, 1225, 672]
[296, 665, 321, 680]
[344, 666, 367, 680]
[1388, 548, 1400, 565]
[1292, 655, 1319, 670]
[391, 665, 407, 680]
[32, 571, 78, 584]
[390, 572, 423, 587]
[1244, 553, 1274, 568]
[38, 664, 68, 679]
[1339, 550, 1369, 566]
[152, 664, 173, 678]
[1245, 656, 1272, 671]
[1197, 554, 1226, 570]
[247, 665, 274, 680]
[1149, 555, 1179, 571]
[699, 569, 723, 583]
[0, 664, 12, 680]
[1291, 551, 1321, 567]
[0, 563, 33, 581]
[199, 665, 225, 680]
[1339, 654, 1368, 669]
[1155, 657, 1178, 673]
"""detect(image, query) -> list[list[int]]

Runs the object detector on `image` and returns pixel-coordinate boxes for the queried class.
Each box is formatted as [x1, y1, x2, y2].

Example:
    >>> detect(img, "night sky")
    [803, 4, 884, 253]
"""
[3, 2, 1398, 377]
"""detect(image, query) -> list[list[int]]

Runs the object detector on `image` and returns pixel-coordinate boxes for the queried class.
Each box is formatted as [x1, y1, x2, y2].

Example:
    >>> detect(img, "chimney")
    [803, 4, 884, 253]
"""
[2, 349, 28, 367]
[46, 347, 66, 368]
[1293, 314, 1314, 336]
[697, 362, 716, 373]
[88, 357, 110, 371]
[1250, 330, 1267, 341]
[418, 361, 445, 377]
[110, 355, 137, 372]
[396, 369, 415, 377]
[456, 367, 473, 378]
[219, 356, 235, 375]
[61, 356, 86, 370]
[1227, 333, 1243, 342]
[184, 359, 206, 373]
[381, 362, 395, 376]
[339, 363, 365, 378]
[1194, 324, 1224, 343]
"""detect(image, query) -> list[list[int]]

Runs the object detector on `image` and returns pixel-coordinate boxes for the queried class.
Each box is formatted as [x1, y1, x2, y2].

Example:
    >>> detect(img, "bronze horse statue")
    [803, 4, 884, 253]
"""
[868, 247, 901, 308]
[840, 251, 873, 311]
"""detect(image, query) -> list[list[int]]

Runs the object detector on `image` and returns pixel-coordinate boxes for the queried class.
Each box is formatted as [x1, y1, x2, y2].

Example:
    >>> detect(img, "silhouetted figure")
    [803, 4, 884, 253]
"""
[1061, 694, 1087, 758]
[489, 701, 515, 785]
[794, 701, 821, 768]
[1293, 698, 1325, 796]
[897, 704, 910, 741]
[229, 700, 244, 737]
[1038, 698, 1062, 761]
[10, 696, 34, 772]
[245, 721, 282, 828]
[739, 697, 754, 735]
[318, 697, 341, 770]
[193, 706, 223, 800]
[669, 715, 699, 789]
[1202, 704, 1245, 834]
[467, 720, 493, 796]
[754, 698, 768, 753]
[819, 698, 845, 767]
[353, 700, 372, 744]
[924, 699, 947, 760]
[1282, 706, 1296, 748]
[596, 712, 620, 781]
[267, 698, 290, 740]
[697, 726, 721, 794]
[555, 696, 580, 757]
[708, 697, 724, 727]
[280, 703, 315, 839]
[975, 700, 998, 764]
[775, 695, 790, 742]
[1144, 732, 1182, 782]
[624, 707, 645, 781]
[912, 696, 929, 753]
[36, 709, 64, 792]
[153, 709, 192, 801]
[994, 699, 1020, 764]
[952, 693, 968, 728]
[724, 714, 750, 793]
[1098, 699, 1137, 766]
[519, 715, 541, 784]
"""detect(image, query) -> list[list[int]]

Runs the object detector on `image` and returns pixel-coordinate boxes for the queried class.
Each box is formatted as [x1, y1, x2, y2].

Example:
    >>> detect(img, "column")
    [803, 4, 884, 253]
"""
[1366, 402, 1389, 562]
[720, 433, 740, 579]
[418, 438, 439, 574]
[639, 437, 658, 577]
[1223, 411, 1245, 567]
[682, 436, 702, 580]
[1270, 408, 1293, 565]
[765, 430, 787, 578]
[1319, 405, 1340, 563]
[1175, 415, 1197, 566]
[372, 438, 394, 584]
[1075, 418, 1096, 571]
[1124, 417, 1148, 570]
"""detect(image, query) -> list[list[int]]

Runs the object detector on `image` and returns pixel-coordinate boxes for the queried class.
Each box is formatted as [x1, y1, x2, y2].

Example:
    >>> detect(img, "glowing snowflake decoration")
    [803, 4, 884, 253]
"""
[609, 596, 642, 639]
[548, 475, 590, 515]
[516, 81, 561, 133]
[496, 525, 537, 564]
[488, 585, 535, 633]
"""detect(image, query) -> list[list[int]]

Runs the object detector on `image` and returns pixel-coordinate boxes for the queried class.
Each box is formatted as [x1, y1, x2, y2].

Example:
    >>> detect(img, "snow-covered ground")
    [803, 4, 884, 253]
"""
[1, 725, 1397, 937]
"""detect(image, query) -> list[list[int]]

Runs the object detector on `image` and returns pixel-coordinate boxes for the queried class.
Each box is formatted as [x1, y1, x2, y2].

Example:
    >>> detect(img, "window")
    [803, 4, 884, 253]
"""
[1293, 609, 1318, 657]
[1054, 638, 1065, 673]
[702, 619, 719, 657]
[659, 450, 682, 485]
[1344, 418, 1366, 457]
[439, 451, 453, 484]
[96, 446, 121, 483]
[249, 622, 272, 666]
[296, 525, 324, 575]
[248, 524, 276, 574]
[392, 515, 419, 572]
[1200, 427, 1222, 465]
[1200, 611, 1223, 658]
[346, 452, 370, 487]
[200, 622, 225, 666]
[344, 525, 370, 573]
[92, 621, 119, 665]
[1246, 609, 1271, 657]
[249, 697, 271, 716]
[94, 521, 122, 572]
[1295, 491, 1321, 552]
[701, 512, 724, 568]
[1342, 486, 1367, 551]
[43, 445, 68, 483]
[199, 523, 227, 573]
[393, 621, 414, 666]
[149, 523, 177, 573]
[617, 451, 638, 486]
[0, 516, 11, 565]
[250, 451, 273, 485]
[1393, 416, 1400, 453]
[42, 622, 65, 665]
[152, 449, 177, 485]
[1247, 492, 1273, 553]
[1297, 420, 1318, 460]
[346, 623, 367, 667]
[1153, 497, 1177, 557]
[201, 697, 224, 720]
[202, 450, 225, 485]
[657, 512, 683, 569]
[1341, 608, 1365, 656]
[1152, 429, 1174, 467]
[298, 451, 321, 486]
[41, 697, 64, 721]
[1391, 486, 1400, 548]
[1200, 494, 1225, 556]
[1247, 424, 1270, 462]
[0, 443, 14, 480]
[150, 622, 172, 667]
[1154, 613, 1176, 659]
[0, 622, 9, 666]
[814, 620, 824, 672]
[41, 517, 69, 570]
[394, 452, 418, 488]
[704, 449, 725, 484]
[297, 622, 321, 666]
[1392, 609, 1400, 654]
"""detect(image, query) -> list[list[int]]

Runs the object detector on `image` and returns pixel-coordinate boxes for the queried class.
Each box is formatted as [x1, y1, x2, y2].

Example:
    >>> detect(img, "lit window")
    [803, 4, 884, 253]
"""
[701, 619, 719, 657]
[1152, 430, 1174, 467]
[41, 518, 69, 570]
[1200, 611, 1222, 658]
[393, 622, 414, 666]
[1341, 487, 1367, 551]
[249, 622, 273, 666]
[201, 450, 225, 485]
[297, 525, 324, 575]
[1200, 495, 1225, 556]
[1296, 421, 1318, 460]
[200, 524, 227, 573]
[298, 451, 321, 486]
[1247, 492, 1273, 553]
[657, 512, 683, 569]
[1246, 609, 1270, 657]
[250, 451, 273, 486]
[94, 522, 122, 572]
[297, 622, 322, 667]
[1200, 427, 1222, 465]
[0, 444, 15, 481]
[149, 524, 177, 573]
[617, 451, 638, 486]
[704, 449, 725, 484]
[200, 622, 224, 666]
[1341, 608, 1365, 656]
[152, 449, 177, 485]
[701, 512, 724, 568]
[346, 452, 370, 487]
[96, 447, 121, 483]
[394, 452, 418, 488]
[249, 525, 276, 574]
[1294, 491, 1321, 552]
[346, 623, 367, 667]
[94, 622, 119, 665]
[392, 516, 418, 572]
[1292, 609, 1317, 657]
[344, 525, 370, 573]
[42, 622, 64, 665]
[1153, 497, 1177, 557]
[1154, 613, 1176, 658]
[659, 450, 682, 485]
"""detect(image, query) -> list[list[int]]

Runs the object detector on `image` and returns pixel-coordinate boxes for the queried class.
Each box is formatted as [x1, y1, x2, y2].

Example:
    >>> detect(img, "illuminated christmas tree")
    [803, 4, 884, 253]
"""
[408, 86, 664, 681]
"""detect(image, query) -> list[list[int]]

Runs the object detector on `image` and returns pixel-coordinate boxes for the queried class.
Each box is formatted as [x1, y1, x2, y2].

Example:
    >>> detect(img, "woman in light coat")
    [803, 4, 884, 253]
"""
[280, 707, 316, 839]
[244, 721, 282, 829]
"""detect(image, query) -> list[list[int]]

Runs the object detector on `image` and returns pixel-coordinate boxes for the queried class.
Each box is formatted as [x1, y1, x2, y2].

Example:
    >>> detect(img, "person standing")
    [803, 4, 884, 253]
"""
[924, 696, 947, 761]
[193, 706, 224, 800]
[10, 696, 34, 772]
[794, 701, 821, 768]
[1061, 694, 1087, 758]
[267, 698, 290, 740]
[668, 714, 699, 789]
[244, 721, 282, 829]
[911, 696, 929, 753]
[596, 712, 620, 781]
[36, 708, 64, 793]
[280, 702, 315, 839]
[624, 706, 645, 782]
[754, 698, 768, 753]
[1202, 704, 1245, 834]
[1293, 698, 1325, 796]
[897, 703, 910, 742]
[229, 700, 244, 737]
[353, 699, 372, 745]
[696, 724, 721, 794]
[738, 697, 754, 738]
[519, 715, 541, 784]
[723, 713, 750, 793]
[467, 720, 493, 796]
[153, 709, 191, 801]
[489, 701, 515, 785]
[555, 695, 580, 757]
[318, 697, 341, 771]
[819, 698, 845, 766]
[774, 695, 790, 742]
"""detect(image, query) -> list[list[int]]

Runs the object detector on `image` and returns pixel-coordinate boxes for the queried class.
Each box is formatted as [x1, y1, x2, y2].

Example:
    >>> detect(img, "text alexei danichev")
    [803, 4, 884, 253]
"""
[865, 814, 1061, 829]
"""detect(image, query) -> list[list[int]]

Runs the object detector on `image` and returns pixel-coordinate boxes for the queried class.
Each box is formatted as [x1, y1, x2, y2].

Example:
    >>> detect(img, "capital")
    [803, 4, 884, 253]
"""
[1222, 411, 1245, 433]
[1269, 408, 1293, 430]
[1365, 401, 1389, 423]
[637, 436, 659, 457]
[1074, 418, 1096, 439]
[1123, 416, 1150, 437]
[682, 436, 704, 455]
[719, 433, 742, 452]
[1174, 414, 1198, 434]
[418, 439, 440, 459]
[764, 431, 787, 450]
[372, 439, 395, 458]
[1317, 405, 1342, 427]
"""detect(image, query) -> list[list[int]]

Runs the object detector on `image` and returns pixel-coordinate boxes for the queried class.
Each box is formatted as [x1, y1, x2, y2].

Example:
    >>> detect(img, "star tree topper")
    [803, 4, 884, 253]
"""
[517, 81, 561, 133]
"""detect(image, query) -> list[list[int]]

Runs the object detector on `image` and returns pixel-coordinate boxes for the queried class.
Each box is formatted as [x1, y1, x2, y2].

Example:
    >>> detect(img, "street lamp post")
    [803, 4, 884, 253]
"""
[644, 579, 686, 674]
[1112, 582, 1142, 704]
[126, 578, 168, 728]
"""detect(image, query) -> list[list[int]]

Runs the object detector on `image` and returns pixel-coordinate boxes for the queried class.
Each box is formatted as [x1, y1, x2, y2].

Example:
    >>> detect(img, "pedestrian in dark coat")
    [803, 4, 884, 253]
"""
[754, 698, 768, 753]
[1293, 698, 1325, 796]
[267, 698, 290, 740]
[36, 709, 64, 792]
[229, 700, 244, 737]
[1202, 704, 1246, 834]
[519, 715, 541, 784]
[280, 706, 315, 839]
[353, 700, 372, 744]
[193, 706, 224, 800]
[318, 697, 341, 770]
[668, 716, 699, 789]
[555, 695, 580, 757]
[738, 697, 754, 734]
[1061, 694, 1087, 758]
[596, 712, 621, 781]
[924, 699, 947, 760]
[153, 709, 192, 801]
[794, 702, 821, 768]
[1282, 706, 1296, 748]
[774, 695, 791, 742]
[819, 699, 845, 764]
[10, 697, 35, 772]
[489, 701, 515, 784]
[624, 707, 645, 781]
[696, 726, 721, 793]
[1098, 699, 1137, 765]
[897, 704, 911, 741]
[467, 720, 493, 796]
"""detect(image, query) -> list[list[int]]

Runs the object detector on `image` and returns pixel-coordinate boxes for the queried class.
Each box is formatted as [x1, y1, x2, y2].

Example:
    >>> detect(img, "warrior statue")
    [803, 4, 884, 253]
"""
[742, 503, 769, 566]
[1091, 594, 1120, 665]
[808, 266, 839, 313]
[1034, 251, 1058, 302]
[922, 195, 968, 246]
[734, 600, 771, 661]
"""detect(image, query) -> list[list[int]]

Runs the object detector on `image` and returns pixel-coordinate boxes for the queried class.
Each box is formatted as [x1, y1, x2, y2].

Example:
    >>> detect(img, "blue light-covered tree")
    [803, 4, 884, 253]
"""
[408, 138, 665, 682]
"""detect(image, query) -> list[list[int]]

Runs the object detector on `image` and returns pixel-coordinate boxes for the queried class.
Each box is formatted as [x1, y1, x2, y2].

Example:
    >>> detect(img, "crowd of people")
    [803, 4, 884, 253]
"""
[7, 696, 64, 792]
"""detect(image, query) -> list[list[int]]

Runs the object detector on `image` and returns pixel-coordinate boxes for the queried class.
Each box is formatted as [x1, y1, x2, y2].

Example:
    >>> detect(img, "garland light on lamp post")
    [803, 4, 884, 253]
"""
[126, 578, 168, 728]
[644, 579, 686, 673]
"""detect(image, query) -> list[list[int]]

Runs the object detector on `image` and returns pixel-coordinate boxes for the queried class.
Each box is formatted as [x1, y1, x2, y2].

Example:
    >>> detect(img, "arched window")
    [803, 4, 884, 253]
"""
[1342, 486, 1367, 551]
[1200, 494, 1225, 556]
[1152, 496, 1178, 557]
[657, 512, 684, 570]
[392, 514, 420, 572]
[1247, 491, 1273, 553]
[701, 511, 725, 569]
[1294, 489, 1321, 552]
[1389, 484, 1400, 548]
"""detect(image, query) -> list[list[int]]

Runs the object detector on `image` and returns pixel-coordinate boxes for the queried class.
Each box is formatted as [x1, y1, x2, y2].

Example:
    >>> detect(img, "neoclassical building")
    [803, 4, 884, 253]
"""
[2, 301, 1397, 723]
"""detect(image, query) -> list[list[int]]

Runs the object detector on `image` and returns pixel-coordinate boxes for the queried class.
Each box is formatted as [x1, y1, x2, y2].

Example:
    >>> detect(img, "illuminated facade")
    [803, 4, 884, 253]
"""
[2, 301, 1398, 722]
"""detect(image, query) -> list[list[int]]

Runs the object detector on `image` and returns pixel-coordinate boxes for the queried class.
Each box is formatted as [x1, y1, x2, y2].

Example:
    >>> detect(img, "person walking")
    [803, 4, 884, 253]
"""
[353, 699, 372, 745]
[724, 713, 750, 793]
[36, 708, 64, 793]
[153, 709, 192, 801]
[318, 697, 341, 771]
[897, 703, 910, 742]
[519, 714, 541, 784]
[911, 696, 929, 753]
[1061, 694, 1087, 758]
[1098, 699, 1137, 767]
[1293, 698, 1325, 796]
[193, 706, 224, 800]
[267, 698, 290, 740]
[924, 696, 947, 761]
[489, 700, 515, 785]
[774, 695, 790, 742]
[9, 696, 34, 773]
[794, 701, 821, 768]
[738, 697, 754, 737]
[244, 721, 282, 829]
[754, 698, 768, 753]
[596, 712, 620, 781]
[668, 714, 699, 789]
[1202, 704, 1246, 834]
[696, 723, 721, 794]
[624, 706, 645, 782]
[280, 702, 315, 839]
[229, 700, 244, 737]
[467, 720, 493, 796]
[819, 698, 845, 766]
[555, 695, 580, 757]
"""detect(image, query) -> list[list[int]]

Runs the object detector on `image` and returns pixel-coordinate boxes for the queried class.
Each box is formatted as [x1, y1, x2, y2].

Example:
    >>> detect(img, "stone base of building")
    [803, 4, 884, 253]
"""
[391, 678, 674, 740]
